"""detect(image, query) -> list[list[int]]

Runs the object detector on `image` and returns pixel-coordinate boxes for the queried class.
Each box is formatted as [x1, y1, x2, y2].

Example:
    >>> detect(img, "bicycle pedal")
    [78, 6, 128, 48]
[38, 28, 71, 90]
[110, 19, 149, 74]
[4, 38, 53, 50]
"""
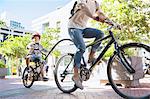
[129, 75, 133, 80]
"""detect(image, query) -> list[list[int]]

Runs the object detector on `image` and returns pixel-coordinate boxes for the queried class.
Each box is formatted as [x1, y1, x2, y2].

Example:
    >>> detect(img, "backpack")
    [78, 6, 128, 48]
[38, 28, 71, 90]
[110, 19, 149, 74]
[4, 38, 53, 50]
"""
[69, 0, 98, 19]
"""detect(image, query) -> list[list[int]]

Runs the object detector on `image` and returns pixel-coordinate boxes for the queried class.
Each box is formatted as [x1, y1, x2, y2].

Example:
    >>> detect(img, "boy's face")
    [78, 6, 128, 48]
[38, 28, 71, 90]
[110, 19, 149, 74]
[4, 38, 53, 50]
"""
[33, 36, 40, 43]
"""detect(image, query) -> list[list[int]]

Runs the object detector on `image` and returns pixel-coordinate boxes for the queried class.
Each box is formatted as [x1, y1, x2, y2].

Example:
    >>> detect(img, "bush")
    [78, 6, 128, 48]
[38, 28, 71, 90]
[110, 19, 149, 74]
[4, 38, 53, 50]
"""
[0, 61, 5, 68]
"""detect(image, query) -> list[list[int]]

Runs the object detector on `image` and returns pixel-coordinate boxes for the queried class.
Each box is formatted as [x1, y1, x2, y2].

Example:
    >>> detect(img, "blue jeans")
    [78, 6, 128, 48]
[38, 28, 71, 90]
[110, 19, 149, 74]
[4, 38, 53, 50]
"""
[68, 28, 104, 68]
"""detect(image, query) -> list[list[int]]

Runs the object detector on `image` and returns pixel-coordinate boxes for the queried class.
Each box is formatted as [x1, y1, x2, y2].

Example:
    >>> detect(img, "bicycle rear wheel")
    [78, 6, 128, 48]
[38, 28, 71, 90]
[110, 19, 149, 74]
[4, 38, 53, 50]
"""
[22, 66, 34, 88]
[54, 53, 77, 93]
[107, 43, 150, 99]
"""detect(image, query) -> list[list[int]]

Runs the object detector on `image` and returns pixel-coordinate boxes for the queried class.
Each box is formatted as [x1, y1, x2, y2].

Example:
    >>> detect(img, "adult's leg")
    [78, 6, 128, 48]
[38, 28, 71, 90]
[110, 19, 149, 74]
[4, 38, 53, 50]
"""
[68, 28, 86, 89]
[82, 28, 104, 62]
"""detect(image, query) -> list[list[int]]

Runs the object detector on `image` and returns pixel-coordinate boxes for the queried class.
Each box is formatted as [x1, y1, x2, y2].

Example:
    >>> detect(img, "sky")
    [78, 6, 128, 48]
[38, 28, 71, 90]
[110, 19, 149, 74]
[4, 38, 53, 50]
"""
[0, 0, 71, 30]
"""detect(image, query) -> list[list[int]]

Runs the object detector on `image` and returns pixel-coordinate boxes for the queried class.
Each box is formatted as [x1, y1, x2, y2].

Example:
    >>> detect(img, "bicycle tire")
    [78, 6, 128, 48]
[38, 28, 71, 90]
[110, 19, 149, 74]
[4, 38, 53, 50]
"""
[54, 53, 77, 93]
[107, 43, 150, 99]
[22, 66, 35, 88]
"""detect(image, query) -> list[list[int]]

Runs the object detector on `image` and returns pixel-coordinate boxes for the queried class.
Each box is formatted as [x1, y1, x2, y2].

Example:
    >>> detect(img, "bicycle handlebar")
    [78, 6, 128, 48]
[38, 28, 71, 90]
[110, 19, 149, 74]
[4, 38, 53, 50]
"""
[107, 25, 114, 31]
[107, 24, 121, 31]
[104, 19, 121, 31]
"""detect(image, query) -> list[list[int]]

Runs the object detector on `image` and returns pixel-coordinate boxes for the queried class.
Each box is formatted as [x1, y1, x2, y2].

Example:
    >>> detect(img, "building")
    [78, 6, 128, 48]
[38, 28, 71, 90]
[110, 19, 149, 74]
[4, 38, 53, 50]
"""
[0, 12, 34, 42]
[0, 12, 25, 29]
[10, 20, 25, 29]
[32, 0, 79, 39]
[0, 27, 34, 42]
[31, 0, 103, 36]
[31, 0, 100, 62]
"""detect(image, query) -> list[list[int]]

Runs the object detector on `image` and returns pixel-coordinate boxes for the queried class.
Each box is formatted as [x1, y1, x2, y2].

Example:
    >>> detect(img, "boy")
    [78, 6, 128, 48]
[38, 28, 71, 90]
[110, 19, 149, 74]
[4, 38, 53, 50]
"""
[26, 32, 49, 81]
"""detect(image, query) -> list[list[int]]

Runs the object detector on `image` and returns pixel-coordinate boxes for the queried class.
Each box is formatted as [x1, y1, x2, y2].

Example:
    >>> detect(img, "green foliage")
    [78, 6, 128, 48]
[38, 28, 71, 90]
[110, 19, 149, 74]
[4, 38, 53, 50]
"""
[42, 27, 60, 57]
[41, 27, 60, 49]
[103, 45, 115, 60]
[0, 35, 31, 58]
[91, 0, 150, 43]
[0, 61, 5, 68]
[0, 20, 6, 28]
[90, 0, 150, 59]
[0, 27, 60, 63]
[52, 50, 61, 58]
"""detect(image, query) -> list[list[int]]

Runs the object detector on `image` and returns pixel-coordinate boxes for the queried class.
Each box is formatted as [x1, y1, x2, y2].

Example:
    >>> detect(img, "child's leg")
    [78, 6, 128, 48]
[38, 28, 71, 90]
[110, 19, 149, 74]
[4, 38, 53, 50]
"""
[26, 58, 30, 67]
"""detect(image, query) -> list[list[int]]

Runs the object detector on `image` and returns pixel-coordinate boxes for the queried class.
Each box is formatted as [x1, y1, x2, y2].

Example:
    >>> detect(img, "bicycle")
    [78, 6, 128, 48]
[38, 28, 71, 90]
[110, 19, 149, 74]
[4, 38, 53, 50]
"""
[54, 25, 150, 99]
[22, 53, 48, 88]
[22, 39, 75, 88]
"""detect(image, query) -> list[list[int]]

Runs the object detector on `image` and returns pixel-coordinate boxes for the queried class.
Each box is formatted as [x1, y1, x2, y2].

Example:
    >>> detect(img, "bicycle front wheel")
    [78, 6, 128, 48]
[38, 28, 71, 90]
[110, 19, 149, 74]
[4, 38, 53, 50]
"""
[54, 53, 77, 93]
[107, 43, 150, 99]
[22, 66, 34, 88]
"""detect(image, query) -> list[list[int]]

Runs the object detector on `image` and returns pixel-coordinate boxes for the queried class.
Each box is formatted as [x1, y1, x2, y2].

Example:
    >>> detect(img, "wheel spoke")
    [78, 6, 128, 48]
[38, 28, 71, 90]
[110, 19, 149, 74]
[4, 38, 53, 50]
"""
[54, 54, 77, 93]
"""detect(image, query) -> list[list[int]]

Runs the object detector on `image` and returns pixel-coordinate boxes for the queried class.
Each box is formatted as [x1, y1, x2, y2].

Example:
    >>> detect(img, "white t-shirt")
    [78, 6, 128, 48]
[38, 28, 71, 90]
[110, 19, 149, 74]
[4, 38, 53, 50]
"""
[68, 0, 99, 29]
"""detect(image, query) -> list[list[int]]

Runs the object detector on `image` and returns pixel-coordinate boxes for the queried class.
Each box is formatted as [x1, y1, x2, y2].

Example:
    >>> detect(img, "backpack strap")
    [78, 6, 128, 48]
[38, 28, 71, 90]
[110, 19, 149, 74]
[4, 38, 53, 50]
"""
[69, 0, 98, 19]
[70, 1, 78, 15]
[69, 1, 80, 19]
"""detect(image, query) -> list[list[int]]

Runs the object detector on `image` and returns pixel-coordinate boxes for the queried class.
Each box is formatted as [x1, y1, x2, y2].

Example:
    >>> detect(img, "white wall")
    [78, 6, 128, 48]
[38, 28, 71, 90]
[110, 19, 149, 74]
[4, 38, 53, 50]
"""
[32, 0, 76, 39]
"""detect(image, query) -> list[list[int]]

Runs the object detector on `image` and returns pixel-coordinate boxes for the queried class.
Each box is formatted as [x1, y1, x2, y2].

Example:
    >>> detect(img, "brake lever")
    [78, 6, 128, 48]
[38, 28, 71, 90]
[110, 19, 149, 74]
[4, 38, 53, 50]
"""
[113, 23, 122, 30]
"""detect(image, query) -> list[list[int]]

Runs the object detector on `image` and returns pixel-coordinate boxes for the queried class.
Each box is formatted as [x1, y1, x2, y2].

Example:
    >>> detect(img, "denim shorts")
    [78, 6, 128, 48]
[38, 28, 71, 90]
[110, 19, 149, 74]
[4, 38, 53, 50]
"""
[28, 54, 41, 62]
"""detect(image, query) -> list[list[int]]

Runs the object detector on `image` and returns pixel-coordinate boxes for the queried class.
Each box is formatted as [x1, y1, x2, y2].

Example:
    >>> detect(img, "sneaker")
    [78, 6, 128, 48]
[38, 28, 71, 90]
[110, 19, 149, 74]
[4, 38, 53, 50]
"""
[72, 76, 83, 90]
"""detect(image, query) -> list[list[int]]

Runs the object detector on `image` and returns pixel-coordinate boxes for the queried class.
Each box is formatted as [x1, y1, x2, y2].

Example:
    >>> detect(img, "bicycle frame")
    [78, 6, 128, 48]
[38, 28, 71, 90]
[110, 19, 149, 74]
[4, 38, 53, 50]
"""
[33, 62, 42, 78]
[83, 28, 135, 74]
[46, 26, 135, 75]
[86, 30, 116, 72]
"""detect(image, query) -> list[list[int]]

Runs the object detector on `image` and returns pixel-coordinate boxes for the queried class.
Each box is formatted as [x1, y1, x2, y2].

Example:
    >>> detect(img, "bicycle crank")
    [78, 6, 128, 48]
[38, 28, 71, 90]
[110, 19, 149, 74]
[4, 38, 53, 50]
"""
[80, 67, 91, 81]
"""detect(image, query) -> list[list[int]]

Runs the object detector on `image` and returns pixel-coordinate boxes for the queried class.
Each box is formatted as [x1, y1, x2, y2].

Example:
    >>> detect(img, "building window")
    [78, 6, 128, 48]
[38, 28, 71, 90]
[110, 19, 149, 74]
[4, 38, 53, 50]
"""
[42, 22, 49, 30]
[0, 34, 3, 42]
[56, 21, 61, 29]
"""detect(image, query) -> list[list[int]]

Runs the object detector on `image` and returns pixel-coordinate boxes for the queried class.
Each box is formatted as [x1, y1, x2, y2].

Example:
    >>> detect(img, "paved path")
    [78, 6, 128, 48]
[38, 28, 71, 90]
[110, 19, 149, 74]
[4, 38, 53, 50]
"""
[0, 76, 122, 99]
[0, 75, 150, 99]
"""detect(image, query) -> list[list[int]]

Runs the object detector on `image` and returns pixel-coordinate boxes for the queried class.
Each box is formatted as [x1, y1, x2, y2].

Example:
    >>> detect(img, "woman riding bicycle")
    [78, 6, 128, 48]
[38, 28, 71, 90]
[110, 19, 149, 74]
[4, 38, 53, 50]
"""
[68, 0, 120, 89]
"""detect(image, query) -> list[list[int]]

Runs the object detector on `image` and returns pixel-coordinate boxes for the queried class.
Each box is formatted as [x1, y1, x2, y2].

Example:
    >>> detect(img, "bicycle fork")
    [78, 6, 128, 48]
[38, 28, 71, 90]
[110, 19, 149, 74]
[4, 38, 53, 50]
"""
[116, 47, 136, 74]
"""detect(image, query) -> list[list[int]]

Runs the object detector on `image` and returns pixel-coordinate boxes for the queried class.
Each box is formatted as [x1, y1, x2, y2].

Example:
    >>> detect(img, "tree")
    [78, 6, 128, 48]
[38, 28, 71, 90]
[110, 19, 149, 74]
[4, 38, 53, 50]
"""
[42, 27, 60, 57]
[90, 0, 150, 43]
[0, 35, 31, 58]
[0, 27, 60, 58]
[0, 35, 31, 75]
[0, 27, 60, 67]
[0, 20, 7, 28]
[90, 0, 149, 59]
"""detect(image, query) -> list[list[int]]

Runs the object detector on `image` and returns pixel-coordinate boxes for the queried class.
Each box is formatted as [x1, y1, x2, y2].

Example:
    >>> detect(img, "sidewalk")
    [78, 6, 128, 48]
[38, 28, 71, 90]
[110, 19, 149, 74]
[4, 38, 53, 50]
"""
[0, 76, 149, 99]
[0, 76, 122, 99]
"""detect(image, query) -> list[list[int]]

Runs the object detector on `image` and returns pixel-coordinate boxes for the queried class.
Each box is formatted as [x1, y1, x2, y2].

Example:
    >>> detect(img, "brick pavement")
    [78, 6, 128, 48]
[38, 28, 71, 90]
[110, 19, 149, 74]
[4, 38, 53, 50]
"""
[0, 76, 149, 99]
